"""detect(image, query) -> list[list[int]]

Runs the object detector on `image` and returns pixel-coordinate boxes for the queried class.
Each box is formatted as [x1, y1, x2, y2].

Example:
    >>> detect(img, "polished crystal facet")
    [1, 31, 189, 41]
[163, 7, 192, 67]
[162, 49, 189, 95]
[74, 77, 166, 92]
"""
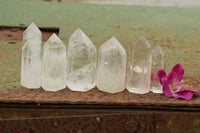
[151, 44, 165, 93]
[126, 37, 152, 94]
[21, 23, 42, 89]
[42, 34, 67, 91]
[66, 28, 97, 91]
[96, 37, 126, 93]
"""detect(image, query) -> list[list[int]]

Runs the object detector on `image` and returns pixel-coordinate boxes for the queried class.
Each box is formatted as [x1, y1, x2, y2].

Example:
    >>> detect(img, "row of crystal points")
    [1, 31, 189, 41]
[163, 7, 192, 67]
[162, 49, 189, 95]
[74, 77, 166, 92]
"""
[21, 23, 165, 94]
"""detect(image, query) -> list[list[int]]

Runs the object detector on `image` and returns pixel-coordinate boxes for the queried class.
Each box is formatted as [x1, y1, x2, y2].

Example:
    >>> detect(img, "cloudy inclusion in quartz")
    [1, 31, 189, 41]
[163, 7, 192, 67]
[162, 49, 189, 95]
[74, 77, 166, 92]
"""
[21, 23, 42, 89]
[126, 37, 152, 94]
[151, 44, 165, 93]
[66, 28, 97, 91]
[42, 34, 67, 91]
[96, 37, 126, 93]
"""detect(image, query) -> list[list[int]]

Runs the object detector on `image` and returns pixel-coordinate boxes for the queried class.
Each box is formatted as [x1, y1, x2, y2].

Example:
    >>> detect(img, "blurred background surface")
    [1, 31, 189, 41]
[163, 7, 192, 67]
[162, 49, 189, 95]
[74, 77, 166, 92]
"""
[36, 0, 200, 7]
[1, 0, 200, 91]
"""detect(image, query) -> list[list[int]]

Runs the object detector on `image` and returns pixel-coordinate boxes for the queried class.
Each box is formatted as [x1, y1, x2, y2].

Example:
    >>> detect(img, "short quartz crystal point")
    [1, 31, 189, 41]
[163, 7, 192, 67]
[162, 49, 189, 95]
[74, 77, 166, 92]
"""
[42, 34, 67, 91]
[96, 37, 126, 93]
[21, 23, 42, 89]
[66, 28, 97, 91]
[151, 44, 165, 93]
[126, 37, 152, 94]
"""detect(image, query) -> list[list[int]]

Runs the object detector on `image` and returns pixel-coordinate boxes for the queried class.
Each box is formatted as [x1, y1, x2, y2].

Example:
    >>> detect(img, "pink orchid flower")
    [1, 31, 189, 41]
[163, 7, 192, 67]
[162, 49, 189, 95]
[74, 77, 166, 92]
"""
[156, 64, 199, 100]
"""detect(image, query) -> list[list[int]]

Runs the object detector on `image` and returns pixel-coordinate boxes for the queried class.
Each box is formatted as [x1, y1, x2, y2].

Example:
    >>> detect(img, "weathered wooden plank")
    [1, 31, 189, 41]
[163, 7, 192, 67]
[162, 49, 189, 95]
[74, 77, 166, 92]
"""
[0, 1, 200, 107]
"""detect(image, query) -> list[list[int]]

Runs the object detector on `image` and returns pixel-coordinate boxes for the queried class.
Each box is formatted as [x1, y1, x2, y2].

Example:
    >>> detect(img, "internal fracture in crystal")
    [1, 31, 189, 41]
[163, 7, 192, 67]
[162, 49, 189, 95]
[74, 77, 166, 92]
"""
[21, 23, 42, 89]
[151, 44, 165, 93]
[126, 37, 152, 94]
[42, 34, 67, 91]
[96, 37, 126, 93]
[66, 28, 97, 91]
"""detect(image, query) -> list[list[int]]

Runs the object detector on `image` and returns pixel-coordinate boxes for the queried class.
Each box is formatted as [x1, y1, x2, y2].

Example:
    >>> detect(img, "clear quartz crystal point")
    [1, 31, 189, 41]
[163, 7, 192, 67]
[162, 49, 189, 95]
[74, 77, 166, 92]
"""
[126, 37, 152, 94]
[42, 34, 67, 91]
[151, 44, 165, 93]
[96, 37, 126, 93]
[66, 28, 97, 91]
[21, 23, 42, 89]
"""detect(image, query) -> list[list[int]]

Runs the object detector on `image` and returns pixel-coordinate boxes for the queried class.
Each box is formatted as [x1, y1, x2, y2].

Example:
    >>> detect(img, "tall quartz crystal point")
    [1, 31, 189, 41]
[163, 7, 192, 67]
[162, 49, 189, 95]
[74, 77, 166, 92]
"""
[21, 23, 42, 89]
[66, 28, 97, 91]
[42, 34, 67, 91]
[151, 44, 165, 93]
[96, 37, 126, 93]
[126, 37, 152, 94]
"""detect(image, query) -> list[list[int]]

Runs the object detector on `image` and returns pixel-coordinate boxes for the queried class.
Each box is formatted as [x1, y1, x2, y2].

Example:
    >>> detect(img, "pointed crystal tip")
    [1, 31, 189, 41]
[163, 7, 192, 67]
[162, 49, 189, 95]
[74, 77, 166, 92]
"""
[105, 36, 119, 44]
[71, 28, 85, 38]
[24, 22, 41, 34]
[100, 36, 126, 54]
[133, 37, 151, 48]
[49, 33, 58, 40]
[101, 36, 121, 47]
[47, 33, 62, 43]
[51, 33, 58, 39]
[69, 28, 93, 45]
[27, 23, 39, 30]
[75, 28, 83, 33]
[110, 36, 119, 42]
[152, 44, 165, 57]
[30, 22, 37, 27]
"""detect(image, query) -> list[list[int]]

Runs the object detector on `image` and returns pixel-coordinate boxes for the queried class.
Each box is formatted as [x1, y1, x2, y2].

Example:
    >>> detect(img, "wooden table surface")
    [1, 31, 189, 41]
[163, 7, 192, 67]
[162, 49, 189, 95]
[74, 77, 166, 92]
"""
[1, 0, 200, 109]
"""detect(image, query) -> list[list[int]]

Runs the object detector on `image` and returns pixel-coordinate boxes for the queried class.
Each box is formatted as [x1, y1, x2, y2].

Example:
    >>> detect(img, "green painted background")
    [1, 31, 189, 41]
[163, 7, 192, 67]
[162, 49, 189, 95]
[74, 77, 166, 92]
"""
[0, 0, 200, 90]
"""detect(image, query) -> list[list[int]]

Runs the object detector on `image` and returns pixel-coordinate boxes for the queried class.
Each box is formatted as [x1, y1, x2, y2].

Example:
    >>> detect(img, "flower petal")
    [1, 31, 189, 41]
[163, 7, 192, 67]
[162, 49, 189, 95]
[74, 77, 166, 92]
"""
[156, 69, 168, 85]
[174, 86, 200, 93]
[174, 91, 194, 101]
[167, 71, 177, 84]
[188, 90, 200, 93]
[161, 78, 173, 97]
[174, 86, 187, 93]
[172, 64, 184, 82]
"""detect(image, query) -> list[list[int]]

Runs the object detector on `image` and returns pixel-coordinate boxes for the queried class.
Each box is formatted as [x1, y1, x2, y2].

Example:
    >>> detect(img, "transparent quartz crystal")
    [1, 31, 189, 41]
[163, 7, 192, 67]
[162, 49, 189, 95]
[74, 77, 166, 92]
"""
[96, 37, 126, 93]
[126, 37, 152, 94]
[42, 34, 67, 91]
[151, 44, 165, 93]
[21, 23, 42, 89]
[66, 28, 97, 91]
